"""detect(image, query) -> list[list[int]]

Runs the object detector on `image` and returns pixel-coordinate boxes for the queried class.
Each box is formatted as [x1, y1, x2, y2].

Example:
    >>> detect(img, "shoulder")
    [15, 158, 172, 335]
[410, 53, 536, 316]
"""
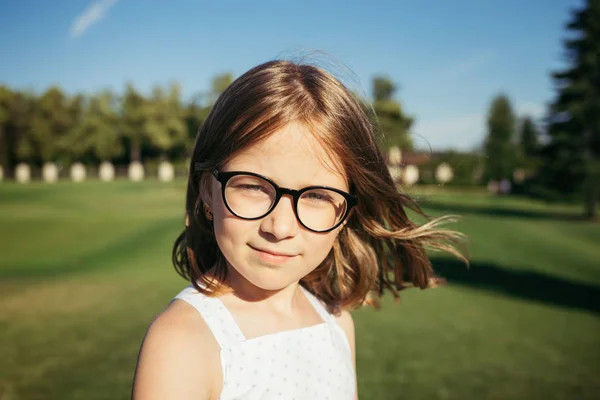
[334, 309, 354, 329]
[132, 299, 222, 400]
[334, 309, 355, 345]
[334, 310, 358, 399]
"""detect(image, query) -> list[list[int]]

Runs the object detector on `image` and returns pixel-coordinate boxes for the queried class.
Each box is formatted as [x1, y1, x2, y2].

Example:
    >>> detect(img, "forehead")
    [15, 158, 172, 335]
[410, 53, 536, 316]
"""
[224, 122, 348, 190]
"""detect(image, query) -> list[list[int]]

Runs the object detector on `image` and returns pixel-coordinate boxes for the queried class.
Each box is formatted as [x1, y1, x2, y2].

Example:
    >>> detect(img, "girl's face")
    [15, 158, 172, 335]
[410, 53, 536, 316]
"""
[207, 122, 348, 291]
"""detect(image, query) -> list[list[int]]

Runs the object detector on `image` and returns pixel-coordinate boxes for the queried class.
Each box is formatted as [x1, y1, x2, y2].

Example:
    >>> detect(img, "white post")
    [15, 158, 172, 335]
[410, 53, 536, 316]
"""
[99, 161, 115, 182]
[403, 165, 419, 186]
[15, 163, 31, 184]
[42, 162, 59, 183]
[387, 165, 401, 183]
[388, 146, 402, 166]
[158, 161, 175, 182]
[435, 163, 454, 184]
[71, 162, 87, 183]
[128, 161, 145, 182]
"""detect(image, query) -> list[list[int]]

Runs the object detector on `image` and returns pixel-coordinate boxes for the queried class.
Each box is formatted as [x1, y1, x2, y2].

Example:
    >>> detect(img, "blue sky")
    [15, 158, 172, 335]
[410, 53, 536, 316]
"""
[0, 0, 583, 151]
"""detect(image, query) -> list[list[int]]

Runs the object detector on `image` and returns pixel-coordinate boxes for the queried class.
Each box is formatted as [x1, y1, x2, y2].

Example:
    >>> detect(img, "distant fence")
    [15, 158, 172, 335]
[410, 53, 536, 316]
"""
[1, 162, 190, 183]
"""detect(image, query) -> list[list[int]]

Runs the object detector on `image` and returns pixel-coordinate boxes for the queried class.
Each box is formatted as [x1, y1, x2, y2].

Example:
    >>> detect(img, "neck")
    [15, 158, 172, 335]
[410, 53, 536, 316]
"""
[222, 265, 303, 315]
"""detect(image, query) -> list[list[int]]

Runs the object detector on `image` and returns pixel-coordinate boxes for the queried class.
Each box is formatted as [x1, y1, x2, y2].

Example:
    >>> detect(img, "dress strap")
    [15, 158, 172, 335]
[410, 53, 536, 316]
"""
[300, 285, 334, 323]
[174, 285, 246, 349]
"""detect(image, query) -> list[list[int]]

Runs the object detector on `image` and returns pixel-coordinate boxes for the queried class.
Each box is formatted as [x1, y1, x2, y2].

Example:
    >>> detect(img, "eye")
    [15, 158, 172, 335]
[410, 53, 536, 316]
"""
[307, 192, 326, 201]
[233, 183, 269, 193]
[227, 175, 274, 195]
[304, 190, 335, 203]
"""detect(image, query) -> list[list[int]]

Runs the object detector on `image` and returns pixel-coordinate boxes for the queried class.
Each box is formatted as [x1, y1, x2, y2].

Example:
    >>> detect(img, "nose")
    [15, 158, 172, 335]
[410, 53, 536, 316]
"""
[259, 195, 298, 240]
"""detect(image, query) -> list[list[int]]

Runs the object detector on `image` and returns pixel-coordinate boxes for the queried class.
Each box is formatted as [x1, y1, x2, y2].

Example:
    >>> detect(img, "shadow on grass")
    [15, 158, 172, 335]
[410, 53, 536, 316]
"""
[422, 200, 585, 222]
[0, 216, 179, 281]
[432, 258, 600, 315]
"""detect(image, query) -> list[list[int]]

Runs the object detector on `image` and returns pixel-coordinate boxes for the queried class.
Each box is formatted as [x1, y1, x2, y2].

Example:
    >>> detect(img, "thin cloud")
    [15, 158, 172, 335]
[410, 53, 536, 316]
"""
[70, 0, 119, 38]
[438, 51, 495, 81]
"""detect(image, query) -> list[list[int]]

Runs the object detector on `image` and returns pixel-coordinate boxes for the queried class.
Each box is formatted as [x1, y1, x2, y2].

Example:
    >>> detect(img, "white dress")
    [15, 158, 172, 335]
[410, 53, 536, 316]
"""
[174, 284, 356, 400]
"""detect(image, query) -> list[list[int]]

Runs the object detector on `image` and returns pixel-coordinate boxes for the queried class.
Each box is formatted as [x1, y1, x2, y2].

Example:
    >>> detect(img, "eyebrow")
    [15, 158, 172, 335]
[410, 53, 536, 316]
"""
[223, 169, 349, 191]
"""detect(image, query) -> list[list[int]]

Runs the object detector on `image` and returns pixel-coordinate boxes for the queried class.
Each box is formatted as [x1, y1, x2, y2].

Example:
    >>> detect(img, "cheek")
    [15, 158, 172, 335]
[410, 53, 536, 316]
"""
[211, 184, 239, 232]
[213, 216, 255, 273]
[213, 208, 254, 247]
[303, 231, 338, 267]
[212, 192, 239, 253]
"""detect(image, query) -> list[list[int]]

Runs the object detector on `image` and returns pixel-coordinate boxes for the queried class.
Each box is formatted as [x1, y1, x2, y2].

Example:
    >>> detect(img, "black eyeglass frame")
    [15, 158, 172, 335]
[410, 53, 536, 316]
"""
[212, 169, 358, 233]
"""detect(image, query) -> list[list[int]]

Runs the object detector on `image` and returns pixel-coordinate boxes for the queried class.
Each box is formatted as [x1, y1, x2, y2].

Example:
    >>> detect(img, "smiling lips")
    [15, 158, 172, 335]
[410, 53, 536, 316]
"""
[250, 245, 297, 263]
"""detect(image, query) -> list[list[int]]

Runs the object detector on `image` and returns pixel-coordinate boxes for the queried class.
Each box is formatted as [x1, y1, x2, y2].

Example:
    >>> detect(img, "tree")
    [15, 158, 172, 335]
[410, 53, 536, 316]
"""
[421, 150, 485, 186]
[373, 77, 395, 101]
[209, 73, 234, 104]
[483, 94, 517, 181]
[121, 82, 146, 162]
[0, 86, 14, 175]
[121, 82, 187, 163]
[541, 0, 600, 218]
[179, 73, 234, 158]
[144, 82, 187, 159]
[3, 90, 35, 174]
[520, 117, 540, 158]
[371, 76, 414, 151]
[20, 86, 72, 163]
[184, 94, 211, 152]
[69, 90, 123, 162]
[516, 116, 541, 178]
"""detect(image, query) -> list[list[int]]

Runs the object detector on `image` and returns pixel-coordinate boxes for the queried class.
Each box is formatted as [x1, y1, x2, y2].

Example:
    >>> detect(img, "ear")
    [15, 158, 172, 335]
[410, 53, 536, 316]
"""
[190, 172, 215, 225]
[199, 171, 215, 206]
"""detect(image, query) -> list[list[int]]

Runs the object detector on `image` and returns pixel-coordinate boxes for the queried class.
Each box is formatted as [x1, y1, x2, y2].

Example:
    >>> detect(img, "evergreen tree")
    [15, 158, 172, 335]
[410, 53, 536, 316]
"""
[542, 0, 600, 217]
[516, 116, 541, 179]
[483, 95, 516, 181]
[520, 117, 540, 158]
[371, 76, 413, 151]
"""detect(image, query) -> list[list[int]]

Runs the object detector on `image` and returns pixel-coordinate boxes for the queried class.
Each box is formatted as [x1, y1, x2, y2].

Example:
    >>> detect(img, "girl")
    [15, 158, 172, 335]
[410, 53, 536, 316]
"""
[132, 60, 465, 400]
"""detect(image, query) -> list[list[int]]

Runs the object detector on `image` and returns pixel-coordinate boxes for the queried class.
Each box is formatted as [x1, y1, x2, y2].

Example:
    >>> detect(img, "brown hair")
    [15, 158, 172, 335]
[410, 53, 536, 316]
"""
[172, 60, 467, 313]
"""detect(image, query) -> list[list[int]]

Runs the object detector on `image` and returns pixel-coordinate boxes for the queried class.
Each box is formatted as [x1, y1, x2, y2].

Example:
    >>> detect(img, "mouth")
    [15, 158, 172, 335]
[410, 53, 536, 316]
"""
[249, 245, 297, 263]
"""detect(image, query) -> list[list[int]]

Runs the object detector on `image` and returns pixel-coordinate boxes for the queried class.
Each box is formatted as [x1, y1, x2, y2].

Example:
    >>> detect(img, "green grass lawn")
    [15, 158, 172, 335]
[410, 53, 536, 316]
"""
[0, 181, 598, 400]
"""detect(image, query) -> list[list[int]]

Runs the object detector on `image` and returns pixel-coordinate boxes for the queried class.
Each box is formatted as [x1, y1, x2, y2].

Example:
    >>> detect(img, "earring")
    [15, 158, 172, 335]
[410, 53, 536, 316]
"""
[203, 203, 213, 221]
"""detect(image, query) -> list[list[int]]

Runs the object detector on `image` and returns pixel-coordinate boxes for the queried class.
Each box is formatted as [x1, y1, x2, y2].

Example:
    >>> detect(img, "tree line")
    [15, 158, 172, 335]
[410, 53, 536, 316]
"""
[483, 0, 598, 218]
[0, 1, 597, 217]
[0, 72, 413, 177]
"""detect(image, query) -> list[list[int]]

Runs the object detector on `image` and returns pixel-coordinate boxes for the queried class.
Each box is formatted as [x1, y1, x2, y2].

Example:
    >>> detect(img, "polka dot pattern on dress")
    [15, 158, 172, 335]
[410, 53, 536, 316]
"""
[175, 285, 355, 400]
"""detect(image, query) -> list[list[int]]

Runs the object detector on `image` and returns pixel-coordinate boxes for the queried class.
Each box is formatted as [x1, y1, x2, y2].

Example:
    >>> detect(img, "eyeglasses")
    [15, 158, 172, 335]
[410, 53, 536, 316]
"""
[212, 169, 358, 233]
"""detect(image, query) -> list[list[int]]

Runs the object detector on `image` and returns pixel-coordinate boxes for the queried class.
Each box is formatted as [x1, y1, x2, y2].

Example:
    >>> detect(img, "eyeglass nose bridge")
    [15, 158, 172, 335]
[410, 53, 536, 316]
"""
[265, 186, 303, 220]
